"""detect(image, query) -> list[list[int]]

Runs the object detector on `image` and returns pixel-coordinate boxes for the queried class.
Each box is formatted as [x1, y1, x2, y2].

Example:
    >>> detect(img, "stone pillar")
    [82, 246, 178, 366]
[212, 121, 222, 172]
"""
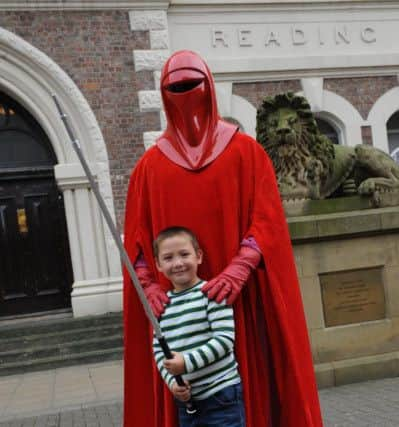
[55, 163, 122, 317]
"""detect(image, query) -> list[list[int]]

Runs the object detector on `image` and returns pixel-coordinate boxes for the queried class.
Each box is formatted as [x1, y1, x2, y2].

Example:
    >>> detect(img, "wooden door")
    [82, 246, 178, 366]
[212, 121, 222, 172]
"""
[0, 172, 73, 316]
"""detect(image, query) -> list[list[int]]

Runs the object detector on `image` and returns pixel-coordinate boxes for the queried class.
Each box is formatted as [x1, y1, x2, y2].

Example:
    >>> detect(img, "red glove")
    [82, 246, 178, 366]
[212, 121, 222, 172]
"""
[202, 246, 261, 305]
[136, 265, 169, 317]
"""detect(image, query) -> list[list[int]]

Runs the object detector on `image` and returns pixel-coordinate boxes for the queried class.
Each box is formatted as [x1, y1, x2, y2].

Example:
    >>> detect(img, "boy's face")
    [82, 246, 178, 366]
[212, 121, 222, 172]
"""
[155, 233, 203, 292]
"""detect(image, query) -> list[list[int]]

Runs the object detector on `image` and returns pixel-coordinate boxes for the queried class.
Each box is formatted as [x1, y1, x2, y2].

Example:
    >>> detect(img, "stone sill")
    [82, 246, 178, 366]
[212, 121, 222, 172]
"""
[288, 206, 399, 242]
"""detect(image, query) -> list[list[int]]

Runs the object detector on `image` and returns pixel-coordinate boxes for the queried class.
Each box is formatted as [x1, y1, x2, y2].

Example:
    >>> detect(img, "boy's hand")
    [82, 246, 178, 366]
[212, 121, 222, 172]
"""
[164, 351, 185, 375]
[171, 380, 191, 402]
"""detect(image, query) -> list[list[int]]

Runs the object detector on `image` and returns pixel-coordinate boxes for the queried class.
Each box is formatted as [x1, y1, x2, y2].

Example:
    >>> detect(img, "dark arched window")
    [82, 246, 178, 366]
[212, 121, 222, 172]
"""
[315, 118, 340, 145]
[0, 92, 56, 170]
[387, 111, 399, 164]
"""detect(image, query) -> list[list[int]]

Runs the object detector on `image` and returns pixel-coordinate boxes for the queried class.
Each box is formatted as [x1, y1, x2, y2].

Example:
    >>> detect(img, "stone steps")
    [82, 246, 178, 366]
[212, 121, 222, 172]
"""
[0, 312, 123, 377]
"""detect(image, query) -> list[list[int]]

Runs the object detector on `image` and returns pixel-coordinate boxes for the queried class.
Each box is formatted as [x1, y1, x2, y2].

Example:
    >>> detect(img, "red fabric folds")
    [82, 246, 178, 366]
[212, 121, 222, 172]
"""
[123, 132, 323, 427]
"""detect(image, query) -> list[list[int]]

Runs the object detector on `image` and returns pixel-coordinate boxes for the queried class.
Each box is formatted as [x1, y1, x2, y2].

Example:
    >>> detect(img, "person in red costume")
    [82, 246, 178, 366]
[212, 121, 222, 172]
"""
[123, 50, 323, 427]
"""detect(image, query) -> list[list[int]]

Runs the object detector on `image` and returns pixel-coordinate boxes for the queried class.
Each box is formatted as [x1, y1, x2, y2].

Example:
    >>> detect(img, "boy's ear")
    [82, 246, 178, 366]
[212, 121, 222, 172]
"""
[197, 248, 203, 264]
[154, 257, 162, 272]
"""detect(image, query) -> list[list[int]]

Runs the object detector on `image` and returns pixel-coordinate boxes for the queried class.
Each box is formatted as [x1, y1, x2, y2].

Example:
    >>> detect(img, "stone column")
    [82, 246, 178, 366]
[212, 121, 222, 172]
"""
[55, 163, 122, 317]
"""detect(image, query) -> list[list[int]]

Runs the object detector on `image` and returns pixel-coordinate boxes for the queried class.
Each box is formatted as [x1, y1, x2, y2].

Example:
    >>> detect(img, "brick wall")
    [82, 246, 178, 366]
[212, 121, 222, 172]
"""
[233, 80, 302, 109]
[324, 76, 398, 120]
[0, 11, 160, 229]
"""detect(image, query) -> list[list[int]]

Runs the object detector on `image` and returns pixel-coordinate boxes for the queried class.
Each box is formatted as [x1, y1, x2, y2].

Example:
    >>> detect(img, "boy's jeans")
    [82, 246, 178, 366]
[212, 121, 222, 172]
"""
[177, 383, 246, 427]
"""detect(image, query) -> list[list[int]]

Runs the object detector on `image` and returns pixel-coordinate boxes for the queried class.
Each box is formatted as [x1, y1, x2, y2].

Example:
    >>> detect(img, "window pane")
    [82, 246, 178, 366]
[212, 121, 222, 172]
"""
[0, 93, 55, 169]
[387, 111, 399, 164]
[0, 130, 53, 168]
[315, 118, 339, 145]
[387, 111, 399, 129]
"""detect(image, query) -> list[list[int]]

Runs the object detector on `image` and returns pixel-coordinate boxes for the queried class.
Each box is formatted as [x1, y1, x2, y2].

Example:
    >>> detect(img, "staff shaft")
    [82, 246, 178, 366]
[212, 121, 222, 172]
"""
[52, 95, 196, 414]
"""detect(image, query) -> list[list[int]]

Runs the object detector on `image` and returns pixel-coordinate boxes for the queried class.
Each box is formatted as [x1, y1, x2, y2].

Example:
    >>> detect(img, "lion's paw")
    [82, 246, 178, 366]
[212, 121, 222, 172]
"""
[358, 178, 376, 195]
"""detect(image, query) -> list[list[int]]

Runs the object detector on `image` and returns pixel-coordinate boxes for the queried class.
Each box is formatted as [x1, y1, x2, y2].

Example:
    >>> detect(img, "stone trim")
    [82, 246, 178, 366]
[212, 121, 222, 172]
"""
[144, 131, 163, 149]
[130, 10, 170, 148]
[138, 90, 162, 111]
[311, 89, 364, 147]
[129, 10, 168, 30]
[367, 87, 399, 153]
[150, 30, 170, 49]
[301, 78, 324, 112]
[133, 49, 170, 71]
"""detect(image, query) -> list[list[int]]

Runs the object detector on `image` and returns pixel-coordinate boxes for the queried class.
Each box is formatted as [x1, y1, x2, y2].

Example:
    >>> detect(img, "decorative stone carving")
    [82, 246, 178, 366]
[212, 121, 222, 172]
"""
[257, 92, 399, 204]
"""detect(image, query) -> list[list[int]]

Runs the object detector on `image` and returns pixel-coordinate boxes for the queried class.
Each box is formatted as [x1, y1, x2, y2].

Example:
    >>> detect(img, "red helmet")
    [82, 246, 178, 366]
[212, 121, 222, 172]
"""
[157, 50, 237, 170]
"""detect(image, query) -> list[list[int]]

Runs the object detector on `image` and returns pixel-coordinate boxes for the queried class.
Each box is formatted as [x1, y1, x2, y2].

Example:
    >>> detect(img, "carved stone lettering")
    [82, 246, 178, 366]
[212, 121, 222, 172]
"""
[212, 29, 228, 47]
[320, 267, 386, 327]
[318, 27, 325, 45]
[335, 25, 350, 44]
[210, 25, 377, 49]
[292, 27, 307, 45]
[238, 29, 253, 46]
[265, 30, 280, 46]
[361, 27, 377, 43]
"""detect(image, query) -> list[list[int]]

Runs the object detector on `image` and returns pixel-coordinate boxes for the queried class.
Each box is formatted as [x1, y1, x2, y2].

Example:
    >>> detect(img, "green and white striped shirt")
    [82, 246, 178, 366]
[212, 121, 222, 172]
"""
[153, 280, 241, 400]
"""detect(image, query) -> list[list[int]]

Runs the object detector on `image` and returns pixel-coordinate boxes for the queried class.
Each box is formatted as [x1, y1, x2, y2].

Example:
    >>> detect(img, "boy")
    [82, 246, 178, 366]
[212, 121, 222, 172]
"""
[152, 226, 245, 427]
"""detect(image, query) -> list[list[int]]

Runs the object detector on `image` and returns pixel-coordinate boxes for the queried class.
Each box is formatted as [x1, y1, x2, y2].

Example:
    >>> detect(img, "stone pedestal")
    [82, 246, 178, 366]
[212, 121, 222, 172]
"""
[288, 200, 399, 387]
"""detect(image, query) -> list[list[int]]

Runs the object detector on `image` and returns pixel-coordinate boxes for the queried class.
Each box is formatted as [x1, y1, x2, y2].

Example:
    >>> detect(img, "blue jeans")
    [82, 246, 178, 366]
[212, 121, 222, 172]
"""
[177, 383, 246, 427]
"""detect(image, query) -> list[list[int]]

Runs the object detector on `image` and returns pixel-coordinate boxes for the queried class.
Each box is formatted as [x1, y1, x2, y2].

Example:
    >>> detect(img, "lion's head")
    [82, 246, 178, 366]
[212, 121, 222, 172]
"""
[256, 92, 335, 199]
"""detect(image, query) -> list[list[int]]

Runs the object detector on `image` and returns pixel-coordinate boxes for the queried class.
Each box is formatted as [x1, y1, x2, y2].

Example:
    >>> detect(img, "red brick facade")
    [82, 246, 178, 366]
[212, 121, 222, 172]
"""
[324, 76, 398, 120]
[233, 80, 302, 109]
[0, 11, 160, 228]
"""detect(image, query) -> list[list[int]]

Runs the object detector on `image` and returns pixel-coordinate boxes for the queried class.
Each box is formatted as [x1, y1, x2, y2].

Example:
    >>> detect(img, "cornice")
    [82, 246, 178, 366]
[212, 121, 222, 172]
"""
[214, 66, 399, 83]
[0, 1, 170, 11]
[169, 1, 399, 13]
[170, 0, 399, 4]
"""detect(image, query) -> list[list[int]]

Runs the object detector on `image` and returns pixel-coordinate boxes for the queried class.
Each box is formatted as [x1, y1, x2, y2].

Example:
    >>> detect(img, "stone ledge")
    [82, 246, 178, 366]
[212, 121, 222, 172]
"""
[315, 351, 399, 389]
[289, 206, 399, 242]
[284, 195, 373, 217]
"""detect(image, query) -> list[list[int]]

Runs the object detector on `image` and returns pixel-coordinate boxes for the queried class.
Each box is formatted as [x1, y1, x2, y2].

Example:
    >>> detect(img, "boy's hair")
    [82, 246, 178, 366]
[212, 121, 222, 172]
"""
[153, 226, 200, 258]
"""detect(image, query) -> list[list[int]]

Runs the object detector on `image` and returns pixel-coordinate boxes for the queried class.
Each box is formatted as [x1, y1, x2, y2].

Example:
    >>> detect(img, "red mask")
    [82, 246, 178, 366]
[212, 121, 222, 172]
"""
[157, 50, 238, 170]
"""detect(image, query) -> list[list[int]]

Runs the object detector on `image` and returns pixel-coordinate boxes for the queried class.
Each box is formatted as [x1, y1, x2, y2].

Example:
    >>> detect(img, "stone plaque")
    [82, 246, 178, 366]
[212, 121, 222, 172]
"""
[320, 267, 385, 327]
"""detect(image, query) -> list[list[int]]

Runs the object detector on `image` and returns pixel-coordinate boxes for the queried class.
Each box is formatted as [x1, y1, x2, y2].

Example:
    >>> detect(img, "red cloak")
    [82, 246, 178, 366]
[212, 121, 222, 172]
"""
[123, 131, 323, 427]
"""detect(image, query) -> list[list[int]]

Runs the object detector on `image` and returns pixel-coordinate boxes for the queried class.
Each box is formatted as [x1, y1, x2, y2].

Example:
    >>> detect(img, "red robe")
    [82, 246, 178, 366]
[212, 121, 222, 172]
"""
[123, 132, 323, 427]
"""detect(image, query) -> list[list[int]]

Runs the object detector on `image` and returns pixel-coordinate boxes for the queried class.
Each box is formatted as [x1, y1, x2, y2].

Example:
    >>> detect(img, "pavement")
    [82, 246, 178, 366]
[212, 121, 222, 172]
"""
[0, 361, 123, 426]
[0, 361, 398, 426]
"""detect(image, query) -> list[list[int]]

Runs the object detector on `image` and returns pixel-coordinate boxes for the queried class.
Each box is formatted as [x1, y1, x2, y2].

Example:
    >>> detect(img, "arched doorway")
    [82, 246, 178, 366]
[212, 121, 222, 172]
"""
[0, 92, 73, 317]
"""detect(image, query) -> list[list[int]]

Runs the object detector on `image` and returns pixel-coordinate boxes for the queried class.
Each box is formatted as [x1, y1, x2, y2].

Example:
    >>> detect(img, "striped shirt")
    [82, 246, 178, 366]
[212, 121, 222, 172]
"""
[153, 280, 241, 400]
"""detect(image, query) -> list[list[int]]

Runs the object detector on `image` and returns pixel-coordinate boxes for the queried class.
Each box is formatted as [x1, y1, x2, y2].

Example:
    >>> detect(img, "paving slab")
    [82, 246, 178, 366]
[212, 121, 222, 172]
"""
[0, 361, 123, 423]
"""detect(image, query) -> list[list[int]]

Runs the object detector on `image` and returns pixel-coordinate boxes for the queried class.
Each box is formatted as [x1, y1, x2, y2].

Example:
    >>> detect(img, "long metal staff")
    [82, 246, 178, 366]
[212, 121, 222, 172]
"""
[52, 94, 196, 415]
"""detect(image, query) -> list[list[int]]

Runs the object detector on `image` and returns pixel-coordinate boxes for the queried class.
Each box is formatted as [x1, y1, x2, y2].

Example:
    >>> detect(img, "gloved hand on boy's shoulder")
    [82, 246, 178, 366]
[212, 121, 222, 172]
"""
[202, 245, 261, 305]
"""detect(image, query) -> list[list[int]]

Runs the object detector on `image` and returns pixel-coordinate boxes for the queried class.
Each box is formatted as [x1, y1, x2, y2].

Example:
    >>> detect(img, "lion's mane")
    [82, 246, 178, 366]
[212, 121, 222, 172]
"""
[256, 92, 335, 187]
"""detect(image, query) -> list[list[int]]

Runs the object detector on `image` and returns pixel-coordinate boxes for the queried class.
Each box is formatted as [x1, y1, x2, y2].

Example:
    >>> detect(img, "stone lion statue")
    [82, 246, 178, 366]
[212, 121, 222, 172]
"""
[256, 92, 399, 202]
